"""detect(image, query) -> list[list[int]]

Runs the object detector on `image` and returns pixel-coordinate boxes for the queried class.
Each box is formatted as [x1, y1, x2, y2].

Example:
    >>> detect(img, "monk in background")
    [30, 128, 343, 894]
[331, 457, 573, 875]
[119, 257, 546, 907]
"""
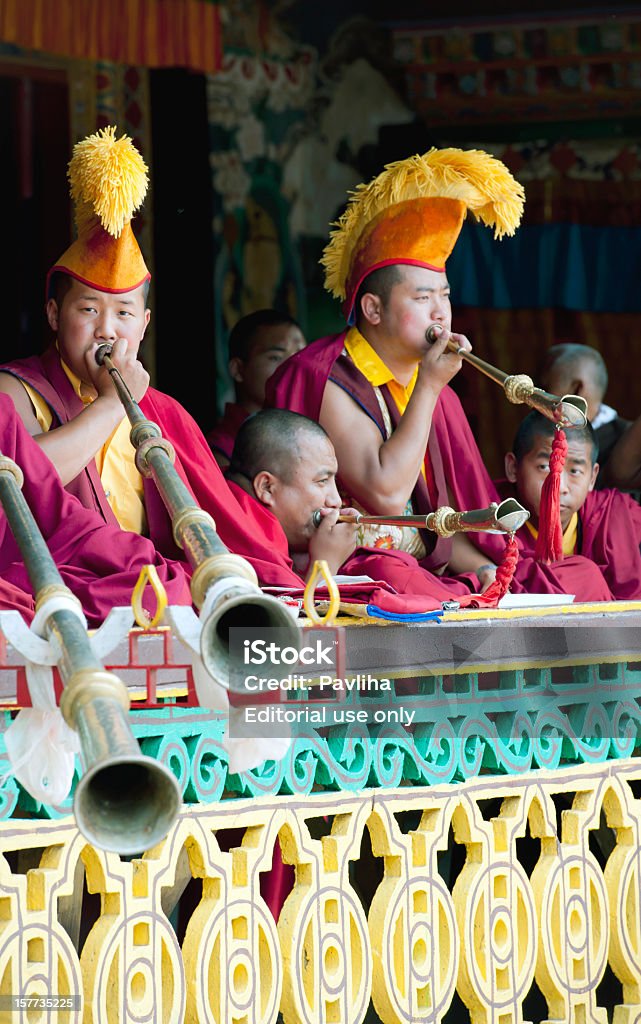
[542, 343, 641, 492]
[502, 411, 641, 600]
[207, 309, 305, 468]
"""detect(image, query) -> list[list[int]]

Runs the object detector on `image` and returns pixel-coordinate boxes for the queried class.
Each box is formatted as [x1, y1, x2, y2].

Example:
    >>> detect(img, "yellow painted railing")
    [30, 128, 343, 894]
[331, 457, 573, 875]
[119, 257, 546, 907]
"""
[0, 758, 639, 1022]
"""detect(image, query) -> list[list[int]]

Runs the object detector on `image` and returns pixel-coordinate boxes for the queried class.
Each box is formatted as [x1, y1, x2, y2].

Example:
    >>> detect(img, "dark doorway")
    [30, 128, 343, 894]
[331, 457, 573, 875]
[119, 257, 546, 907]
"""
[150, 68, 216, 432]
[0, 63, 70, 363]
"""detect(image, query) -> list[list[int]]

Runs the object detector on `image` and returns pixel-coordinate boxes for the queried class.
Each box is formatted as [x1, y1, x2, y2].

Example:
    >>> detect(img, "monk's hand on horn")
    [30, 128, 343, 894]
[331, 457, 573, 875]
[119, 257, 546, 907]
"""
[420, 325, 472, 392]
[309, 507, 357, 576]
[90, 338, 150, 404]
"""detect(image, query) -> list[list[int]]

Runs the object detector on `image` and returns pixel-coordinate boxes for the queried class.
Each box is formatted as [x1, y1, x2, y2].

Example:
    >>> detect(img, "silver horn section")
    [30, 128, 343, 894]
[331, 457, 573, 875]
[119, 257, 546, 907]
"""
[64, 670, 182, 854]
[0, 454, 181, 854]
[197, 574, 301, 692]
[528, 390, 589, 429]
[95, 344, 303, 693]
[313, 499, 530, 537]
[426, 325, 588, 428]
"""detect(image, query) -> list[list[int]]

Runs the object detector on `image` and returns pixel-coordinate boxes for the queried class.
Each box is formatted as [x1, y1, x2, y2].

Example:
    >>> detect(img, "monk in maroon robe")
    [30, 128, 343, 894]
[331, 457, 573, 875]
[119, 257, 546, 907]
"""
[0, 127, 302, 593]
[226, 409, 538, 609]
[266, 148, 612, 598]
[0, 345, 304, 591]
[266, 335, 614, 602]
[0, 394, 190, 624]
[207, 309, 305, 468]
[502, 411, 641, 600]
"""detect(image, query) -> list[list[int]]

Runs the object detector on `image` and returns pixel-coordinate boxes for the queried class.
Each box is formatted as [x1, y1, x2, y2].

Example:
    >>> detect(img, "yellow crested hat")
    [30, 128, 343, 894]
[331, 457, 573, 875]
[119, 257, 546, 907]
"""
[47, 126, 150, 297]
[322, 147, 525, 319]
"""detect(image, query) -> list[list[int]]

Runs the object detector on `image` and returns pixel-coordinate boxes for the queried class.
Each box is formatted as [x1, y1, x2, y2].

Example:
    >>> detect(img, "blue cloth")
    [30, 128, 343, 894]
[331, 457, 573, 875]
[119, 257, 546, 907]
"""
[448, 219, 641, 312]
[365, 605, 444, 622]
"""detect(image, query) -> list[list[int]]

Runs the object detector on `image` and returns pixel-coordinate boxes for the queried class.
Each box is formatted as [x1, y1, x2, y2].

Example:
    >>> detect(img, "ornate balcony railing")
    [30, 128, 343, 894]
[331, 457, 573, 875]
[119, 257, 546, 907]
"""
[0, 602, 640, 1022]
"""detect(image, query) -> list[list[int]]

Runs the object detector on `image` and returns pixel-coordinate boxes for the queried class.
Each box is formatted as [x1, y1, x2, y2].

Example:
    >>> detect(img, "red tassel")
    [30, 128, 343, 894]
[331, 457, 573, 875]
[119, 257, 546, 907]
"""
[534, 427, 568, 564]
[466, 533, 519, 607]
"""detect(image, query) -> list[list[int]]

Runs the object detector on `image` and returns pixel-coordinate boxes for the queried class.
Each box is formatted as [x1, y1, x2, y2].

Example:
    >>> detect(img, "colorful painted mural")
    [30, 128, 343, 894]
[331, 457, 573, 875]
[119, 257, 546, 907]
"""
[391, 12, 641, 126]
[207, 8, 416, 407]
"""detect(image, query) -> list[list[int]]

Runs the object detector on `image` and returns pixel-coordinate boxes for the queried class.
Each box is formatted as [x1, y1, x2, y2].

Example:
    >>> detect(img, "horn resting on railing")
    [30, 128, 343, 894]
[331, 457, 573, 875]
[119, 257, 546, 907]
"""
[0, 453, 181, 854]
[95, 344, 300, 689]
[427, 325, 588, 429]
[312, 498, 529, 537]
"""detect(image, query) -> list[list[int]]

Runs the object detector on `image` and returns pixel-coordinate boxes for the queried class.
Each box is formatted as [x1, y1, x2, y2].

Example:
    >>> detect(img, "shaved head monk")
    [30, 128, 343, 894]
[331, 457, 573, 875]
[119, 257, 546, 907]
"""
[542, 343, 641, 492]
[225, 410, 613, 604]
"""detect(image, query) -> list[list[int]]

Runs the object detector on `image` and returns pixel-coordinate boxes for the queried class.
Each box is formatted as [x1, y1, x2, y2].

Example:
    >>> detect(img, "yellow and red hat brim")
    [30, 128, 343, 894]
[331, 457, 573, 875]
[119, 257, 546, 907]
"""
[343, 196, 466, 318]
[47, 220, 149, 298]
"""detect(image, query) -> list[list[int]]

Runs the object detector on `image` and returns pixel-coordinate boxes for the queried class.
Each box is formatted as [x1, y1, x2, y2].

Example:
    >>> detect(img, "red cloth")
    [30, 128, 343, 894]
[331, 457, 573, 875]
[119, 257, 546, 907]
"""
[513, 487, 641, 601]
[0, 577, 35, 618]
[206, 403, 250, 462]
[0, 394, 191, 624]
[1, 347, 302, 589]
[580, 489, 641, 599]
[266, 335, 617, 599]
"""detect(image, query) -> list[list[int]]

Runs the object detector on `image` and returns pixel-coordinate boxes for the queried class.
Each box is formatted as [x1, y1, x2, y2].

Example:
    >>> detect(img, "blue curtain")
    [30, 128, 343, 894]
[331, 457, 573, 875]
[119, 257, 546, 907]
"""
[447, 219, 641, 312]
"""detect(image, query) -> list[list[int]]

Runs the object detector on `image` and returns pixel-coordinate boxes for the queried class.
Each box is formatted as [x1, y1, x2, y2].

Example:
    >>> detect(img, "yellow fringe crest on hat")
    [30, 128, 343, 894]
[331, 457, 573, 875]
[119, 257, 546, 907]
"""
[322, 147, 525, 300]
[68, 125, 149, 239]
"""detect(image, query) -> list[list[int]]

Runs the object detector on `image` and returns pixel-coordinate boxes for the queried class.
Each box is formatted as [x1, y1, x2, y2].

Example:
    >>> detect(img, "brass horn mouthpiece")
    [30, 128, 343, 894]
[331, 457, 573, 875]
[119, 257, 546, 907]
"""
[95, 343, 113, 366]
[426, 325, 588, 429]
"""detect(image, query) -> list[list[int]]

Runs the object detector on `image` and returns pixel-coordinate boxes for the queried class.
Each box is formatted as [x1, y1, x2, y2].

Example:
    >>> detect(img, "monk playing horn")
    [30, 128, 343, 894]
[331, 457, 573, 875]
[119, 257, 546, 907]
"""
[0, 127, 303, 592]
[266, 148, 615, 600]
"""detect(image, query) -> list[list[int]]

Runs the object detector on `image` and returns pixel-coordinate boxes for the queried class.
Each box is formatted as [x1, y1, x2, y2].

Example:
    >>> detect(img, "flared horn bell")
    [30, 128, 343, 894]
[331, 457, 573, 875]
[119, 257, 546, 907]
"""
[60, 669, 182, 855]
[493, 498, 531, 534]
[198, 577, 301, 692]
[528, 390, 589, 429]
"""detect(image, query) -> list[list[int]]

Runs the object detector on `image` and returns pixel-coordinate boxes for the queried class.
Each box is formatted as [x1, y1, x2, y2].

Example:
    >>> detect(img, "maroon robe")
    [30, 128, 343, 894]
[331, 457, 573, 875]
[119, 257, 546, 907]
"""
[0, 394, 190, 624]
[511, 488, 641, 601]
[0, 577, 35, 619]
[206, 403, 250, 463]
[265, 335, 617, 601]
[0, 347, 302, 589]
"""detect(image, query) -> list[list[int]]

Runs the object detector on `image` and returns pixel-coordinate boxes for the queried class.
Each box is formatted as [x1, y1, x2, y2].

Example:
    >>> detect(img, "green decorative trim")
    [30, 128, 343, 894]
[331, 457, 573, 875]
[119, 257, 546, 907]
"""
[1, 656, 640, 817]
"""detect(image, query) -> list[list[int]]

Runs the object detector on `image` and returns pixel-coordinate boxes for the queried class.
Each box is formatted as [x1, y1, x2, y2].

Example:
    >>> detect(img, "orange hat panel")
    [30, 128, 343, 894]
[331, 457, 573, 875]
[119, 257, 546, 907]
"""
[345, 197, 466, 317]
[48, 219, 149, 296]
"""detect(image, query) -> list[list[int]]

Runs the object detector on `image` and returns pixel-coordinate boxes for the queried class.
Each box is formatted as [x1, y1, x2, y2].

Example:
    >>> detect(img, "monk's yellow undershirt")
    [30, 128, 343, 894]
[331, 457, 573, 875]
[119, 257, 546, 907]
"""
[525, 512, 578, 556]
[344, 326, 427, 484]
[344, 326, 419, 414]
[21, 360, 146, 535]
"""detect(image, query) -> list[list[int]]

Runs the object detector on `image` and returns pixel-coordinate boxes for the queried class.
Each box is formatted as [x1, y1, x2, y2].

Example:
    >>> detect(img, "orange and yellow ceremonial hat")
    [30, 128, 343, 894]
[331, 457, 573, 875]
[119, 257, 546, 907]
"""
[47, 126, 150, 298]
[322, 148, 525, 320]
